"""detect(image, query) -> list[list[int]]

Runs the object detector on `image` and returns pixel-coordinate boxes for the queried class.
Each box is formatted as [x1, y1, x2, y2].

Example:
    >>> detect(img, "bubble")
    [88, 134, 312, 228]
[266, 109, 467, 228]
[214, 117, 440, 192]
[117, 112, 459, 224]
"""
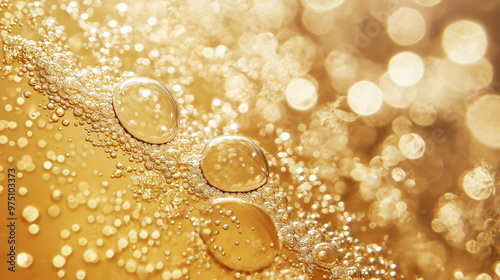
[302, 6, 336, 35]
[324, 50, 358, 94]
[312, 242, 340, 269]
[62, 245, 73, 256]
[52, 255, 66, 268]
[172, 269, 182, 279]
[83, 249, 99, 263]
[22, 205, 39, 222]
[392, 116, 412, 135]
[28, 224, 39, 234]
[379, 73, 417, 108]
[476, 273, 492, 280]
[225, 73, 249, 100]
[279, 35, 316, 76]
[410, 103, 436, 126]
[443, 20, 487, 65]
[438, 203, 462, 227]
[463, 167, 494, 200]
[388, 52, 424, 87]
[392, 167, 407, 182]
[201, 136, 269, 192]
[348, 81, 383, 116]
[466, 94, 500, 148]
[17, 252, 33, 268]
[113, 77, 179, 144]
[304, 0, 344, 11]
[76, 270, 87, 280]
[200, 198, 279, 272]
[388, 8, 426, 46]
[285, 78, 318, 111]
[416, 0, 441, 6]
[399, 133, 425, 159]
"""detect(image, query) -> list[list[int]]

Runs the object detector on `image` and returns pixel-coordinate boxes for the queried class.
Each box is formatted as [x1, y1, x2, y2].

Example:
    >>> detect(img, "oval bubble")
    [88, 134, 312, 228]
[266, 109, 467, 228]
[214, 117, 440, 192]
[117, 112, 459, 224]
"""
[200, 198, 279, 272]
[201, 136, 269, 192]
[113, 77, 179, 144]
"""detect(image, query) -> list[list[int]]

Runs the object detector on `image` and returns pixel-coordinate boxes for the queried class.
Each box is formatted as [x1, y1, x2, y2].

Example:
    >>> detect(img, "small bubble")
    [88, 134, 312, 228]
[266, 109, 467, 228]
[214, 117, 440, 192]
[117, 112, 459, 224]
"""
[399, 133, 425, 159]
[22, 205, 39, 222]
[313, 242, 339, 269]
[17, 252, 33, 268]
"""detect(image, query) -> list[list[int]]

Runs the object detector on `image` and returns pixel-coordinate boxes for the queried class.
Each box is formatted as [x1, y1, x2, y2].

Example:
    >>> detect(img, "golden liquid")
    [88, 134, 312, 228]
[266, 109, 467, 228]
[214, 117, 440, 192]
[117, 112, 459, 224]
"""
[0, 0, 500, 280]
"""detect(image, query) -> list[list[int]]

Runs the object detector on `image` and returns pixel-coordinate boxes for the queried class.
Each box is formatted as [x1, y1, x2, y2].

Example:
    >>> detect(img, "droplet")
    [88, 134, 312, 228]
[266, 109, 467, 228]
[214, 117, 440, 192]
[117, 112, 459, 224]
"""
[113, 77, 179, 144]
[200, 198, 279, 272]
[443, 20, 487, 65]
[399, 133, 425, 159]
[348, 81, 383, 116]
[463, 167, 494, 200]
[17, 252, 33, 268]
[466, 94, 500, 148]
[201, 136, 269, 192]
[313, 242, 340, 269]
